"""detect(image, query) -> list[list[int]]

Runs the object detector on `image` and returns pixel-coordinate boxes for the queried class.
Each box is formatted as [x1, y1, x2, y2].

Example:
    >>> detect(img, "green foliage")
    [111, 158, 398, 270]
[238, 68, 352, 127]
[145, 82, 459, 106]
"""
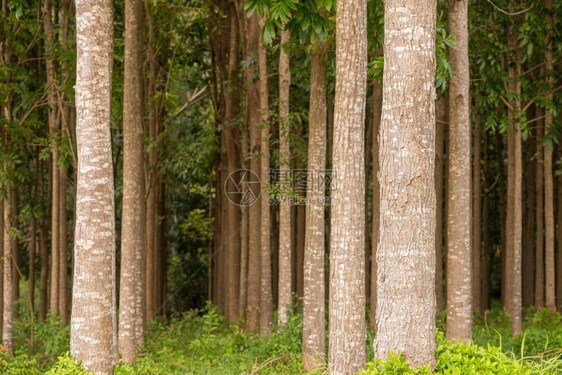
[45, 353, 93, 375]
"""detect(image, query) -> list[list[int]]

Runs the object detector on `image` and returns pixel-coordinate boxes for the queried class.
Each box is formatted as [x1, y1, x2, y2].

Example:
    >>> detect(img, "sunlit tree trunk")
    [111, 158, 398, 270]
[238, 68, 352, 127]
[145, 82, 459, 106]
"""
[71, 0, 117, 371]
[277, 27, 292, 328]
[328, 0, 367, 372]
[374, 0, 437, 367]
[119, 0, 146, 362]
[302, 39, 328, 372]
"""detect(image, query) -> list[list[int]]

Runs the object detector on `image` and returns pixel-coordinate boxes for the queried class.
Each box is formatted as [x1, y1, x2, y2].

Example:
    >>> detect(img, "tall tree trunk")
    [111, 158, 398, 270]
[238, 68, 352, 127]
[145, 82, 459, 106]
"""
[328, 0, 367, 372]
[10, 189, 19, 317]
[535, 115, 544, 309]
[435, 96, 447, 314]
[119, 0, 146, 362]
[446, 0, 472, 341]
[374, 0, 437, 367]
[369, 77, 382, 331]
[43, 0, 60, 317]
[225, 9, 241, 324]
[557, 144, 562, 311]
[244, 13, 261, 332]
[3, 198, 13, 356]
[71, 0, 117, 371]
[277, 27, 292, 327]
[522, 131, 535, 308]
[543, 5, 555, 311]
[258, 17, 272, 336]
[472, 96, 482, 314]
[302, 39, 328, 372]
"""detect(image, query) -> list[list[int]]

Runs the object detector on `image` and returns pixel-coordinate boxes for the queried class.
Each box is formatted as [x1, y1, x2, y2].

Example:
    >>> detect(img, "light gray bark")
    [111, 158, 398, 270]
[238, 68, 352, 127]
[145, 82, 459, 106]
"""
[328, 0, 367, 372]
[373, 0, 437, 367]
[71, 0, 117, 372]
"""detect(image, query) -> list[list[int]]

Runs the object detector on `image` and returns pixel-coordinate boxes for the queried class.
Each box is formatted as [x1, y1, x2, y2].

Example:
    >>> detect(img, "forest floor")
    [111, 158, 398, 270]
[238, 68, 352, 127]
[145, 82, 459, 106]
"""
[2, 285, 562, 374]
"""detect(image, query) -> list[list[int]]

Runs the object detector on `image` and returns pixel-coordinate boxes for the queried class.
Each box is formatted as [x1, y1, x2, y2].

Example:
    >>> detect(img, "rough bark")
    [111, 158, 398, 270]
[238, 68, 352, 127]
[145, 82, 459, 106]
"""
[118, 0, 146, 362]
[328, 0, 367, 372]
[302, 40, 328, 372]
[277, 27, 292, 328]
[258, 17, 272, 336]
[446, 0, 472, 341]
[374, 0, 437, 368]
[435, 97, 447, 314]
[71, 0, 117, 372]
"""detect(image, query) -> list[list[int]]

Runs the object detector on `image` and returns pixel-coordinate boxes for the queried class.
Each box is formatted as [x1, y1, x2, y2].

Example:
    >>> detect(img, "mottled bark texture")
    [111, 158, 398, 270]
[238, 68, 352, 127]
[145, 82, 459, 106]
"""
[373, 0, 437, 368]
[446, 0, 472, 342]
[369, 76, 382, 331]
[328, 0, 367, 372]
[71, 0, 117, 373]
[535, 119, 544, 309]
[302, 40, 328, 372]
[118, 0, 146, 363]
[258, 17, 272, 337]
[277, 27, 292, 328]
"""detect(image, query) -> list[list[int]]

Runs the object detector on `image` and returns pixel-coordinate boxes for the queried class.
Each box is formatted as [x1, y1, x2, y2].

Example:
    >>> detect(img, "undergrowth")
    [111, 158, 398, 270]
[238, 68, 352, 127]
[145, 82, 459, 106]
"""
[0, 300, 560, 374]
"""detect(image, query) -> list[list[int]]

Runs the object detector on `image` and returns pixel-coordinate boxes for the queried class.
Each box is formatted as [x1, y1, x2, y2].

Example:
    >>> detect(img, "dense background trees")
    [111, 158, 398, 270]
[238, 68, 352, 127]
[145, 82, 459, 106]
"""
[0, 0, 561, 373]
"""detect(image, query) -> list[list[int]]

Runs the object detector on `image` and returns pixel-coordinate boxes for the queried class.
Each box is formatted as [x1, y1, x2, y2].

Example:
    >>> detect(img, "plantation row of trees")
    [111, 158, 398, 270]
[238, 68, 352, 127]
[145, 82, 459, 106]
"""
[0, 0, 561, 373]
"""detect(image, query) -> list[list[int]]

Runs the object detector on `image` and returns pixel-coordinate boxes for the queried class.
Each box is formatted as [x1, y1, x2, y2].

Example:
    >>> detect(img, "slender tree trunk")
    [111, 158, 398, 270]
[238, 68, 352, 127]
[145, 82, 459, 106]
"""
[369, 76, 382, 331]
[374, 0, 437, 367]
[59, 168, 68, 324]
[557, 145, 562, 311]
[435, 96, 447, 314]
[472, 96, 482, 315]
[543, 7, 555, 311]
[244, 13, 261, 332]
[3, 198, 13, 356]
[302, 39, 328, 372]
[329, 0, 367, 372]
[277, 27, 292, 328]
[225, 9, 241, 324]
[119, 0, 146, 361]
[71, 0, 117, 371]
[296, 192, 305, 300]
[522, 131, 535, 308]
[39, 159, 49, 321]
[481, 131, 491, 311]
[258, 17, 272, 336]
[535, 116, 544, 309]
[446, 0, 472, 341]
[10, 189, 19, 317]
[0, 199, 3, 327]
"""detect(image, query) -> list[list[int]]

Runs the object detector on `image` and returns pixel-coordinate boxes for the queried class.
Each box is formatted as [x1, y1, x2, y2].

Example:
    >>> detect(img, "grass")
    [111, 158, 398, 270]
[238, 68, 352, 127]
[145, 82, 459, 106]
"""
[1, 293, 561, 374]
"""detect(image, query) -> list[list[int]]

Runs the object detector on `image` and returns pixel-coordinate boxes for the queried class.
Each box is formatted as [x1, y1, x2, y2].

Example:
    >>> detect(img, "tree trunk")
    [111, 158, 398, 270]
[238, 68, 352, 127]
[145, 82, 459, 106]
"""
[119, 0, 146, 362]
[39, 158, 49, 321]
[244, 13, 261, 332]
[481, 131, 491, 311]
[71, 0, 117, 371]
[277, 27, 292, 328]
[435, 96, 447, 314]
[258, 17, 272, 336]
[59, 168, 68, 324]
[224, 9, 241, 324]
[446, 0, 472, 341]
[522, 130, 535, 308]
[10, 189, 19, 318]
[557, 144, 562, 311]
[3, 197, 13, 356]
[543, 8, 555, 311]
[374, 0, 437, 367]
[0, 199, 3, 327]
[535, 115, 544, 309]
[302, 39, 328, 372]
[328, 0, 367, 372]
[472, 95, 482, 315]
[369, 77, 382, 331]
